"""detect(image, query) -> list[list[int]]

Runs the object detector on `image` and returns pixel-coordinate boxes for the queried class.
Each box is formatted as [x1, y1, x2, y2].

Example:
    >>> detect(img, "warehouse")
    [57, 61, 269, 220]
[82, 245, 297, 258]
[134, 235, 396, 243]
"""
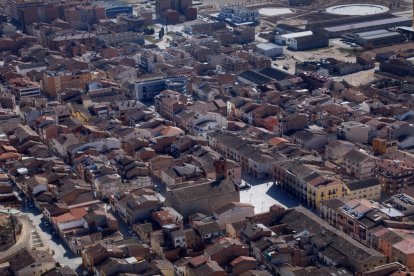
[397, 26, 414, 40]
[275, 30, 313, 45]
[256, 43, 283, 58]
[352, 29, 406, 46]
[288, 33, 329, 51]
[323, 17, 412, 38]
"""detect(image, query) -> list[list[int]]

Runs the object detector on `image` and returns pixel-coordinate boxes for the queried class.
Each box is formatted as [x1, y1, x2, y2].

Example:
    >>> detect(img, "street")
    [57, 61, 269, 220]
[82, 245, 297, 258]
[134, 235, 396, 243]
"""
[20, 197, 83, 273]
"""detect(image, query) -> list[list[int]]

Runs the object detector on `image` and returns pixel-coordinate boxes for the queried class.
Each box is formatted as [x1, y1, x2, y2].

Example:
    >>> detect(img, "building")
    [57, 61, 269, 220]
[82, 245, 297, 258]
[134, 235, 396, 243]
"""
[344, 178, 381, 201]
[374, 159, 414, 194]
[47, 32, 97, 51]
[43, 70, 95, 98]
[184, 20, 226, 35]
[213, 202, 254, 227]
[156, 0, 196, 24]
[352, 29, 406, 47]
[323, 17, 412, 38]
[372, 138, 397, 155]
[95, 1, 133, 18]
[288, 33, 329, 51]
[8, 249, 56, 276]
[218, 6, 260, 24]
[134, 76, 187, 101]
[307, 177, 345, 209]
[9, 77, 41, 100]
[280, 207, 386, 272]
[6, 0, 43, 23]
[343, 149, 377, 179]
[154, 90, 187, 121]
[62, 5, 106, 30]
[165, 178, 240, 217]
[113, 191, 165, 224]
[97, 32, 144, 46]
[275, 31, 312, 45]
[337, 121, 372, 144]
[256, 43, 283, 58]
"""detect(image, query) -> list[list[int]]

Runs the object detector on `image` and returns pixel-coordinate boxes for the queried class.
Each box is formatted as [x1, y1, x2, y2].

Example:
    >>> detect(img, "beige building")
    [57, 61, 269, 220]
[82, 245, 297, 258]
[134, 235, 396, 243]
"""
[343, 149, 377, 179]
[42, 70, 96, 97]
[344, 178, 381, 201]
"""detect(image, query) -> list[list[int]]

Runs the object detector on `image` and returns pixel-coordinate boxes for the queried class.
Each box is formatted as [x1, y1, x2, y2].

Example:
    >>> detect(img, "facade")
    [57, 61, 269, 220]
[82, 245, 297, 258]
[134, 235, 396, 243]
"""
[288, 34, 329, 51]
[218, 6, 260, 24]
[307, 178, 344, 209]
[343, 149, 377, 179]
[256, 43, 283, 58]
[9, 77, 41, 100]
[213, 202, 254, 227]
[134, 77, 187, 101]
[337, 121, 372, 144]
[374, 159, 414, 194]
[43, 70, 95, 97]
[165, 178, 240, 217]
[344, 178, 381, 201]
[275, 31, 312, 45]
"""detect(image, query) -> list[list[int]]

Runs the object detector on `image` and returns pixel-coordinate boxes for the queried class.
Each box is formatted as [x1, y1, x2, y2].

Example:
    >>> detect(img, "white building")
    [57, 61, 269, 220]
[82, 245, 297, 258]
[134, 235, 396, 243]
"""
[337, 121, 372, 144]
[256, 43, 283, 57]
[275, 30, 313, 45]
[218, 6, 260, 24]
[191, 112, 227, 138]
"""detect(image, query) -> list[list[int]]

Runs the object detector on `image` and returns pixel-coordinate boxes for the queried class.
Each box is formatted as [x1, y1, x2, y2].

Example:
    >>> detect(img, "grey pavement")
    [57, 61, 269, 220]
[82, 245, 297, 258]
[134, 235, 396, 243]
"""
[240, 175, 300, 213]
[21, 198, 83, 273]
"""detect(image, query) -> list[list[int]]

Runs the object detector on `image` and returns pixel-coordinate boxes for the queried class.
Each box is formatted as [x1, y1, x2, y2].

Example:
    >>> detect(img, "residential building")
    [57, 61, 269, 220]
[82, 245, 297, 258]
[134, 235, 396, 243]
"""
[344, 178, 381, 201]
[43, 70, 95, 98]
[343, 149, 377, 179]
[375, 159, 414, 194]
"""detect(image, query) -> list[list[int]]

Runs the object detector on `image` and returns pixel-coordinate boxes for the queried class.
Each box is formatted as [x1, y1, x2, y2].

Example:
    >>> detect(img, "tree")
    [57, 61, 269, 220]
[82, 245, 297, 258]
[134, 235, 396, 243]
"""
[159, 27, 165, 39]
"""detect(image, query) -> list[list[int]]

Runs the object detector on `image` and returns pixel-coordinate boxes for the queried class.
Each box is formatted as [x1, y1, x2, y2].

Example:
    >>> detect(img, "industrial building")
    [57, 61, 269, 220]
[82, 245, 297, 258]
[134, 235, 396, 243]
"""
[256, 43, 283, 58]
[351, 29, 406, 46]
[275, 30, 313, 45]
[323, 17, 412, 38]
[218, 6, 260, 25]
[288, 33, 329, 51]
[397, 27, 414, 40]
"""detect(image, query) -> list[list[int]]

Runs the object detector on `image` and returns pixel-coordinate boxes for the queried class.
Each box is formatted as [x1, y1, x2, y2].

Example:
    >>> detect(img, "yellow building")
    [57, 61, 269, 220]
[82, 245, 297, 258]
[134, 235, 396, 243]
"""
[344, 178, 381, 201]
[307, 177, 344, 209]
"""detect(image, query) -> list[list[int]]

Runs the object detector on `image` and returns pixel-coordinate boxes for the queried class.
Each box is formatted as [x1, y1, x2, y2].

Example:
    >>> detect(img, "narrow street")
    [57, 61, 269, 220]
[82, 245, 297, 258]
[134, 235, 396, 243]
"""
[20, 197, 83, 273]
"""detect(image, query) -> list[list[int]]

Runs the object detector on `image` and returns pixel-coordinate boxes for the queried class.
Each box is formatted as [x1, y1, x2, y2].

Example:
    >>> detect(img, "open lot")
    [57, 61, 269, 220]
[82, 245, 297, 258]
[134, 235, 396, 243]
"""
[240, 175, 300, 213]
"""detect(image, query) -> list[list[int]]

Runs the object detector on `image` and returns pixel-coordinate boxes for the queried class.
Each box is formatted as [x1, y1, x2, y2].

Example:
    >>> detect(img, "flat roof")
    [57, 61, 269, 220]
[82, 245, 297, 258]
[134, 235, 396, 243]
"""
[324, 17, 411, 33]
[357, 29, 403, 40]
[279, 31, 313, 39]
[398, 26, 414, 32]
[256, 43, 282, 50]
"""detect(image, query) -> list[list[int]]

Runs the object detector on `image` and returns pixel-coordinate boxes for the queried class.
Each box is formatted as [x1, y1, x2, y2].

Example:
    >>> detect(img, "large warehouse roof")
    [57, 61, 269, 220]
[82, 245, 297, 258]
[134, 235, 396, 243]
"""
[324, 17, 411, 33]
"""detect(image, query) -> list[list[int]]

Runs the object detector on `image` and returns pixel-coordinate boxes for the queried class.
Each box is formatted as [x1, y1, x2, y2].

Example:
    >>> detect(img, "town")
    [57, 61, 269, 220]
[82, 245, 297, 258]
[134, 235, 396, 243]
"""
[0, 0, 414, 275]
